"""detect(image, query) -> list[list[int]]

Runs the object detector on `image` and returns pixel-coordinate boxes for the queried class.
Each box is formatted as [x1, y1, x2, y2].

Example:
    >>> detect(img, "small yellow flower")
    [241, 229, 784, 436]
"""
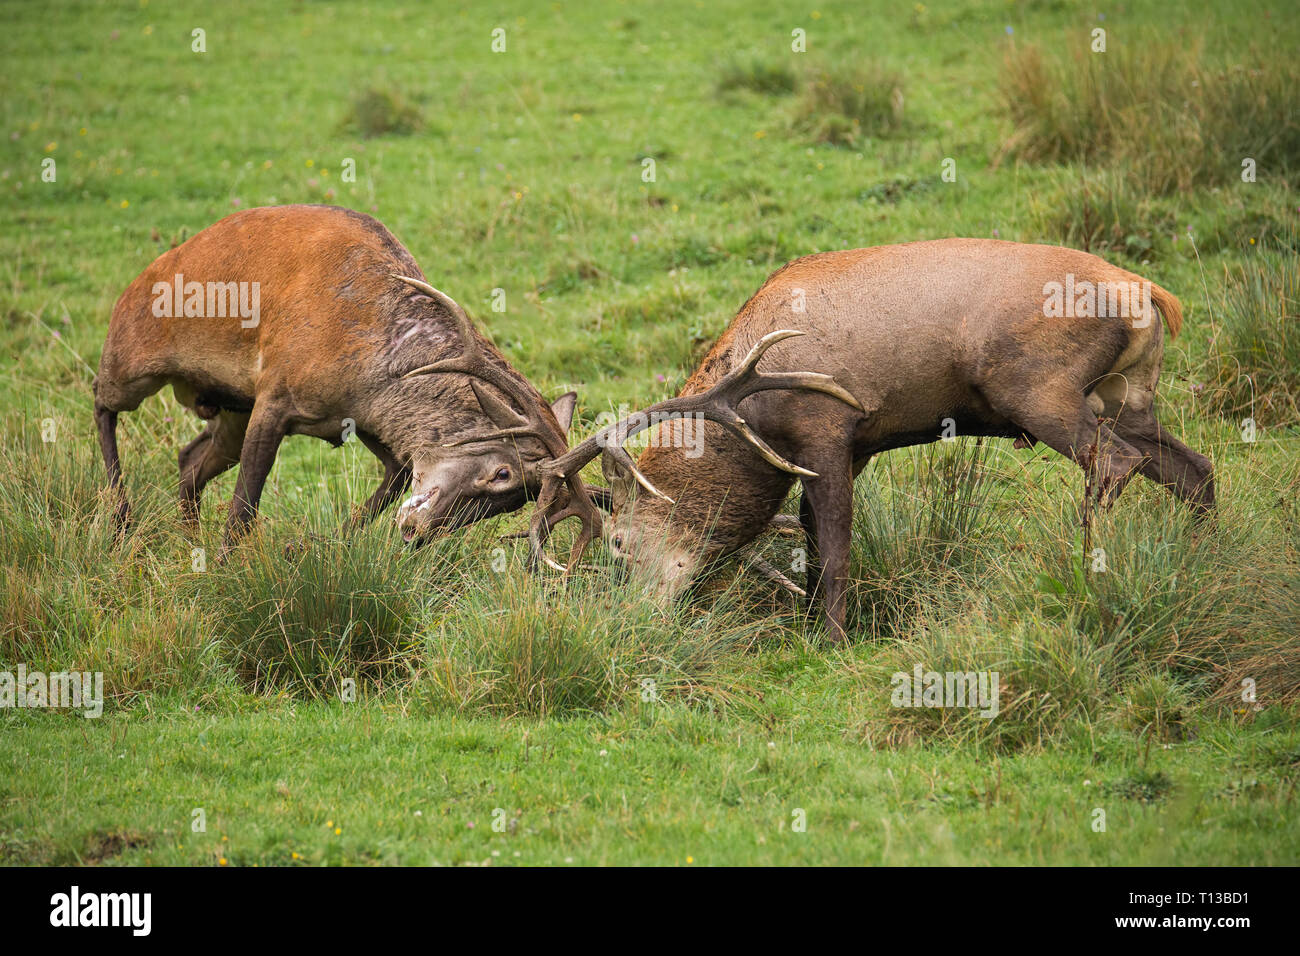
[326, 819, 333, 827]
[754, 130, 767, 139]
[44, 142, 56, 152]
[306, 159, 315, 168]
[334, 827, 342, 835]
[263, 159, 272, 169]
[119, 199, 129, 208]
[219, 857, 228, 866]
[291, 852, 300, 859]
[811, 11, 822, 19]
[143, 24, 153, 35]
[79, 127, 87, 136]
[572, 113, 582, 122]
[686, 855, 694, 864]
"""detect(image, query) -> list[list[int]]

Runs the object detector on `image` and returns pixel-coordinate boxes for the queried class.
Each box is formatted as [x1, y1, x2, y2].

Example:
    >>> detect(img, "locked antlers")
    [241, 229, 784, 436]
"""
[390, 275, 860, 576]
[527, 329, 863, 571]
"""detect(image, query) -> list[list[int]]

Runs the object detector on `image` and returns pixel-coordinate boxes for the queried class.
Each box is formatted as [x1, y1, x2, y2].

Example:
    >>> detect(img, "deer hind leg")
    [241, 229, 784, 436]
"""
[179, 411, 248, 524]
[1111, 411, 1215, 515]
[990, 388, 1146, 511]
[93, 371, 167, 533]
[94, 402, 129, 531]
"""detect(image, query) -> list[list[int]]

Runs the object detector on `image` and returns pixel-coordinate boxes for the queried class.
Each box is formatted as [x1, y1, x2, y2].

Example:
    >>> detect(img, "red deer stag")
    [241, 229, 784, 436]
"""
[526, 239, 1214, 641]
[94, 204, 590, 553]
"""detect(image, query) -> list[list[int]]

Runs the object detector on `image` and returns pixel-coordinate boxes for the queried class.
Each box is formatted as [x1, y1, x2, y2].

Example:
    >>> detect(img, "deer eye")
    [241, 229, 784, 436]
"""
[612, 534, 623, 550]
[492, 466, 511, 483]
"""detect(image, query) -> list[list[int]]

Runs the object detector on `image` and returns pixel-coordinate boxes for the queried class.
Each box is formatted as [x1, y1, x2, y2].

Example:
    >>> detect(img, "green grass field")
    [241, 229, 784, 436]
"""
[1, 0, 1297, 865]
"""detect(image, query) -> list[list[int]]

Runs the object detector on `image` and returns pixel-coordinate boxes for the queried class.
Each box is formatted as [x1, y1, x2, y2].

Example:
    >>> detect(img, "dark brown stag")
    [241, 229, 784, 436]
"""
[94, 204, 586, 551]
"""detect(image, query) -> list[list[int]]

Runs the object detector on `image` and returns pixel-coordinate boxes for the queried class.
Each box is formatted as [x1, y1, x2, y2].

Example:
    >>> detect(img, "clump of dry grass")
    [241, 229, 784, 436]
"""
[1197, 233, 1300, 426]
[999, 37, 1300, 194]
[793, 63, 908, 146]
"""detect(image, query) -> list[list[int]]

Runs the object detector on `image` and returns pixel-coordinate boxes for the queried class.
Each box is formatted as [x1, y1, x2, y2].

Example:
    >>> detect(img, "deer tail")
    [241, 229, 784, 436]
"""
[1149, 282, 1183, 339]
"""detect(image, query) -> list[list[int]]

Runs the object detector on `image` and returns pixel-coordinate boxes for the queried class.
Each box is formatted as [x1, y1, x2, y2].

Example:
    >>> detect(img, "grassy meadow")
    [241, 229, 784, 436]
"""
[1, 0, 1298, 865]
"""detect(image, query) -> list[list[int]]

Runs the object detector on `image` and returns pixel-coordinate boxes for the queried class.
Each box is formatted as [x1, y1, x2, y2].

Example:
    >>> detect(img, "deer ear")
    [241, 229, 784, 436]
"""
[550, 391, 577, 437]
[470, 380, 528, 430]
[601, 450, 639, 510]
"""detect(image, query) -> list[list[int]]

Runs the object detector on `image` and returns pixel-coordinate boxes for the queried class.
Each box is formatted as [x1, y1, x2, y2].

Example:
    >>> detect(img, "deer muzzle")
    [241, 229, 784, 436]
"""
[396, 487, 442, 542]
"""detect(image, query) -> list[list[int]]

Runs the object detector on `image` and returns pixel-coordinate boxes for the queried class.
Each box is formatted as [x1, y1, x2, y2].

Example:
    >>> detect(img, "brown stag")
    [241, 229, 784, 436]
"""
[526, 239, 1215, 641]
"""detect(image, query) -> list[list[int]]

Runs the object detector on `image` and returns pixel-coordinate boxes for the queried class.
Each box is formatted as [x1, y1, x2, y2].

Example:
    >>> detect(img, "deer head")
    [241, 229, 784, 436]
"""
[525, 330, 863, 585]
[388, 274, 581, 542]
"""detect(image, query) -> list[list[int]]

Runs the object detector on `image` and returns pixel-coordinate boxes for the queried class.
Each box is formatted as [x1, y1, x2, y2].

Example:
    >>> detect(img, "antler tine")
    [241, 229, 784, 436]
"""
[590, 329, 862, 477]
[767, 514, 804, 536]
[390, 274, 574, 455]
[602, 444, 674, 503]
[749, 555, 808, 598]
[722, 329, 863, 413]
[527, 470, 602, 573]
[391, 274, 486, 378]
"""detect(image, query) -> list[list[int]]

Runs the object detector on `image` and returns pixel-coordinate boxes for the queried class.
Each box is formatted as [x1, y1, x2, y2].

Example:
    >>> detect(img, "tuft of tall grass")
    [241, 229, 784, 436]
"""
[1198, 235, 1300, 425]
[408, 567, 772, 718]
[0, 420, 131, 576]
[846, 438, 998, 637]
[1000, 39, 1300, 194]
[192, 520, 452, 697]
[1003, 496, 1298, 689]
[853, 611, 1116, 751]
[1113, 671, 1194, 742]
[0, 422, 228, 706]
[792, 63, 907, 146]
[338, 87, 423, 139]
[849, 459, 1299, 750]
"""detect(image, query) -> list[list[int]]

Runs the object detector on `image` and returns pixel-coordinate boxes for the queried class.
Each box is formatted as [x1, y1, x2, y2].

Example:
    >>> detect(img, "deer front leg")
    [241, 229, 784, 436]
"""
[348, 434, 411, 531]
[801, 453, 853, 643]
[798, 490, 821, 609]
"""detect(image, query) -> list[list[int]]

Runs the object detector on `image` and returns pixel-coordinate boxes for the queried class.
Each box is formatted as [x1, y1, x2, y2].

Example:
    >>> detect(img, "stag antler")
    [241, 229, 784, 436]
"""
[527, 329, 863, 571]
[393, 274, 564, 449]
